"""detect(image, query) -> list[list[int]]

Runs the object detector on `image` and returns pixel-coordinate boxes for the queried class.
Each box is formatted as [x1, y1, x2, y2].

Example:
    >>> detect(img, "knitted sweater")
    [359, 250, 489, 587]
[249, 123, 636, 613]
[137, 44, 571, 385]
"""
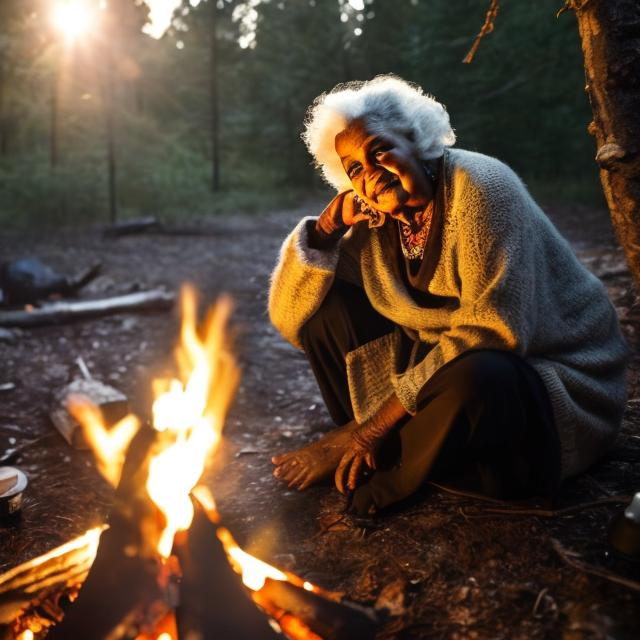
[268, 149, 629, 478]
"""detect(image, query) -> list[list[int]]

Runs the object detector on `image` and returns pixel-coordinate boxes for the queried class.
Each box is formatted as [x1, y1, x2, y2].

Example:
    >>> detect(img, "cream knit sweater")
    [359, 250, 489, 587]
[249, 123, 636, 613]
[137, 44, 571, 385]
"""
[269, 149, 629, 478]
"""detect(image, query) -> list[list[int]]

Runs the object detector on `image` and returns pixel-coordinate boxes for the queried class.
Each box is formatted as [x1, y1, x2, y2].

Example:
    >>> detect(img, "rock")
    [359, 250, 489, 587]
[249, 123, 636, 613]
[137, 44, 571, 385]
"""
[0, 328, 19, 344]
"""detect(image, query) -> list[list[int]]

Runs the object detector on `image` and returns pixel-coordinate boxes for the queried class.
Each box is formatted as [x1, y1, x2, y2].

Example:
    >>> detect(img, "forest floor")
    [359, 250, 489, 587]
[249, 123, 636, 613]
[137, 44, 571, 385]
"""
[0, 199, 639, 639]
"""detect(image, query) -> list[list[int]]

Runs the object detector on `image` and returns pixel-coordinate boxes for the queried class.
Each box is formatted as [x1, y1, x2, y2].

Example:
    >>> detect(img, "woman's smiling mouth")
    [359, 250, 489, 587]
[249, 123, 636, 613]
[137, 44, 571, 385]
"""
[375, 176, 400, 196]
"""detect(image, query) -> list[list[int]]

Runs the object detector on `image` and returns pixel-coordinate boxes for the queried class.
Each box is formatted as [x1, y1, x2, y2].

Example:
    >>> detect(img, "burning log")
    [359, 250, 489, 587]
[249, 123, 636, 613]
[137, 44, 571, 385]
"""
[215, 524, 379, 640]
[0, 289, 174, 328]
[174, 507, 279, 639]
[254, 580, 378, 640]
[45, 426, 167, 639]
[0, 527, 103, 627]
[44, 509, 165, 640]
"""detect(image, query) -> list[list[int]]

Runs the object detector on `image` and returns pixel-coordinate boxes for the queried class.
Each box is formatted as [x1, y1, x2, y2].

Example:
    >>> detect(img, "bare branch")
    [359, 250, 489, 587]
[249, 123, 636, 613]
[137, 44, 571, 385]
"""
[462, 0, 500, 64]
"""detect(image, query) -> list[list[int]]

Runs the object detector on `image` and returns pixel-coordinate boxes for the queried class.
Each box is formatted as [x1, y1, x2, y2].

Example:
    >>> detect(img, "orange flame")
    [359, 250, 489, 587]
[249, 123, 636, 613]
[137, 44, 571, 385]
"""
[67, 396, 140, 488]
[146, 287, 239, 558]
[216, 527, 287, 591]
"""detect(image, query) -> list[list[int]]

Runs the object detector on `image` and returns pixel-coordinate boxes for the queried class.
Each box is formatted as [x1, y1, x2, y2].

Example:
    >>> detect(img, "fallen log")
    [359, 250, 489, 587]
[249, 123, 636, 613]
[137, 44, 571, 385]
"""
[0, 290, 175, 328]
[102, 217, 161, 238]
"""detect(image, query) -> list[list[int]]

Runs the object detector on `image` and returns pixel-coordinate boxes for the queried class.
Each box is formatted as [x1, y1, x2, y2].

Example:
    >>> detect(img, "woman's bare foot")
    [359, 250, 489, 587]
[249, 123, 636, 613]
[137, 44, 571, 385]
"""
[272, 421, 359, 491]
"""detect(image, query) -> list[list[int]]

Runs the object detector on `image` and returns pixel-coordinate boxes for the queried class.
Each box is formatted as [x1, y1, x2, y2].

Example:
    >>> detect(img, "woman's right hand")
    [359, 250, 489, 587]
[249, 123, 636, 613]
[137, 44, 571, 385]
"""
[316, 190, 372, 239]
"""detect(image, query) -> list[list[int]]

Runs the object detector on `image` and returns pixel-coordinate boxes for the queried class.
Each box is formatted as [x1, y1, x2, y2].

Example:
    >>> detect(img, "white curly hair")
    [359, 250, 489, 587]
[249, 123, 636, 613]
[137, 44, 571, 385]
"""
[302, 75, 456, 192]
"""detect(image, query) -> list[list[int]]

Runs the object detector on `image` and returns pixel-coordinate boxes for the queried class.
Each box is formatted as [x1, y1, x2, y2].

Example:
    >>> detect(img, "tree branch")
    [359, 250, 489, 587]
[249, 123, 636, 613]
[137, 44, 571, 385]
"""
[462, 0, 500, 64]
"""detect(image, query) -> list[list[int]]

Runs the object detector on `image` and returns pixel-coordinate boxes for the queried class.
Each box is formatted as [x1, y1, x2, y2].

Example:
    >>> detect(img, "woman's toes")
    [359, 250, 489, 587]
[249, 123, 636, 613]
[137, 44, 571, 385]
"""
[288, 469, 307, 489]
[280, 459, 298, 476]
[283, 463, 303, 483]
[272, 452, 293, 465]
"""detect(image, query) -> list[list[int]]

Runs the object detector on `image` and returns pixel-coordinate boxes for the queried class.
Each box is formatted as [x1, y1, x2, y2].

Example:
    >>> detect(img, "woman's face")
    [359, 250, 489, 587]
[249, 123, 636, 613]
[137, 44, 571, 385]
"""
[334, 119, 431, 216]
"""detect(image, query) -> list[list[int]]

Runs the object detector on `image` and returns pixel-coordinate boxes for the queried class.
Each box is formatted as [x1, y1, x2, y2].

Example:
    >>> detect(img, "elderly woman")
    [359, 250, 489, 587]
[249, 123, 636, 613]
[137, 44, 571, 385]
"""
[268, 76, 628, 515]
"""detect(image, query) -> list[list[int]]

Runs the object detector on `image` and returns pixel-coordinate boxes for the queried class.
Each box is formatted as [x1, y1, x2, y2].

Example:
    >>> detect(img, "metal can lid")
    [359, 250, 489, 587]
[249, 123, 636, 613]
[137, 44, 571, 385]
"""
[0, 466, 28, 499]
[624, 492, 640, 523]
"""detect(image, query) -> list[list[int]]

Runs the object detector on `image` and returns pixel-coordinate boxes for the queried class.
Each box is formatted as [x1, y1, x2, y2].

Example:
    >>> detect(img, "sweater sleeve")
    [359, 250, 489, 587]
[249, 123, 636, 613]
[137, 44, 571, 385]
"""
[268, 216, 342, 350]
[394, 163, 537, 414]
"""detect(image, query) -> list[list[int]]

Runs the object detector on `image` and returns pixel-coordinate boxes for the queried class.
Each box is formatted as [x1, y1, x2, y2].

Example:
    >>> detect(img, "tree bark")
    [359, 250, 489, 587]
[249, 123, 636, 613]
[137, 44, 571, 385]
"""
[50, 65, 61, 170]
[210, 3, 220, 192]
[573, 0, 640, 289]
[104, 51, 118, 224]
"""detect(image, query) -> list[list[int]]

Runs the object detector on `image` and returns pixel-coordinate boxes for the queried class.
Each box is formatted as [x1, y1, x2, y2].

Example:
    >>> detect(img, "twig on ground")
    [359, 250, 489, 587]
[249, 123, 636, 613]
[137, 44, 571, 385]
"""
[471, 496, 631, 518]
[313, 514, 349, 538]
[427, 481, 629, 517]
[0, 434, 58, 464]
[551, 538, 640, 593]
[427, 480, 508, 505]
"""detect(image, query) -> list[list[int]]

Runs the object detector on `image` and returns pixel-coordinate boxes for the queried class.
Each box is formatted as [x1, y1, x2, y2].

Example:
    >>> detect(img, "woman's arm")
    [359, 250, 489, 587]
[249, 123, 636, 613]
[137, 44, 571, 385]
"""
[268, 192, 369, 349]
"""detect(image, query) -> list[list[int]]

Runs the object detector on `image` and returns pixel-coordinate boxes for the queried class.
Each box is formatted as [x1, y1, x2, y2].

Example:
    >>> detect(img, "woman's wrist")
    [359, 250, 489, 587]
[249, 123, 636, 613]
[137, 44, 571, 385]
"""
[307, 218, 346, 249]
[354, 395, 406, 447]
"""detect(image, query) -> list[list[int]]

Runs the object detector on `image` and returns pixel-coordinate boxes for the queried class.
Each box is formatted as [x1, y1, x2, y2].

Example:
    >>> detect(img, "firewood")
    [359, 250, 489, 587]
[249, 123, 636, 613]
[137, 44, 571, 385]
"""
[174, 507, 278, 639]
[0, 290, 174, 328]
[257, 579, 379, 640]
[0, 526, 104, 625]
[50, 378, 129, 448]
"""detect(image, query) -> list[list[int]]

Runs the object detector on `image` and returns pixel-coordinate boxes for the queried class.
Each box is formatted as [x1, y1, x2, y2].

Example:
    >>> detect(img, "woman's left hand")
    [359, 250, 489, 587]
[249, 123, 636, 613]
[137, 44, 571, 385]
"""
[334, 429, 378, 494]
[334, 394, 408, 494]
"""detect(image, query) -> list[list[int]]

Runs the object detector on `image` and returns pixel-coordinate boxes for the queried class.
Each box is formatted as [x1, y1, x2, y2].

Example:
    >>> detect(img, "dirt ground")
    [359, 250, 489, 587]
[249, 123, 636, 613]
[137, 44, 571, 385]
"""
[0, 199, 639, 639]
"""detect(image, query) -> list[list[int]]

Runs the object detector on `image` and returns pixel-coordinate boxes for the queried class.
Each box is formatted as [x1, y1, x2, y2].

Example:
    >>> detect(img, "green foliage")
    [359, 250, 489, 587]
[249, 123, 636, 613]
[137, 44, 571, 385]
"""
[0, 0, 603, 227]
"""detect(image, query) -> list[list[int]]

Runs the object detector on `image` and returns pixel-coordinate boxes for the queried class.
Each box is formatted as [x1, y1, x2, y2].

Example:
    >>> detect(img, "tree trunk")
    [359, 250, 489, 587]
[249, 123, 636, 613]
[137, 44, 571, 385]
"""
[573, 0, 640, 289]
[210, 3, 220, 192]
[50, 65, 61, 170]
[0, 58, 8, 156]
[105, 70, 118, 225]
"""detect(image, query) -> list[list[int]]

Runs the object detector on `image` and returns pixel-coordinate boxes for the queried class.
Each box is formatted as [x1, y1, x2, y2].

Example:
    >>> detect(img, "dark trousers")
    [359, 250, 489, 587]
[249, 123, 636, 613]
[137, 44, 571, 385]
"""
[300, 280, 562, 513]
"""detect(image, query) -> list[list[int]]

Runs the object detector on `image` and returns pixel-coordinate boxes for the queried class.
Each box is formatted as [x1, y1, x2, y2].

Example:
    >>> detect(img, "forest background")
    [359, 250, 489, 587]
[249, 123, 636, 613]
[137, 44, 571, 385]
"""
[0, 0, 602, 226]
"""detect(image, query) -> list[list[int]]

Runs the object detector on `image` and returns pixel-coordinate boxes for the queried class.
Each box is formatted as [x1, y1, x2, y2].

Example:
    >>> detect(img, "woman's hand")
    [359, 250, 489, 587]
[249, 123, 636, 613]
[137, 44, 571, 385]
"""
[334, 394, 407, 494]
[334, 428, 378, 494]
[314, 190, 372, 245]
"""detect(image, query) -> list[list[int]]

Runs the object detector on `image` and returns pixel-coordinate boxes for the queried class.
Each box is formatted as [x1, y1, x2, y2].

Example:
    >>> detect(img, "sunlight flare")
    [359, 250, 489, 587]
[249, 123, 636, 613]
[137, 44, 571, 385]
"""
[143, 0, 183, 39]
[51, 1, 96, 43]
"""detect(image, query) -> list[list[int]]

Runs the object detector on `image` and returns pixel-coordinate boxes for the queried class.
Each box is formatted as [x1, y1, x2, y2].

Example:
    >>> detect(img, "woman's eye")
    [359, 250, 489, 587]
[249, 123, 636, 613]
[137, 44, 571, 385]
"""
[348, 164, 361, 178]
[374, 145, 392, 158]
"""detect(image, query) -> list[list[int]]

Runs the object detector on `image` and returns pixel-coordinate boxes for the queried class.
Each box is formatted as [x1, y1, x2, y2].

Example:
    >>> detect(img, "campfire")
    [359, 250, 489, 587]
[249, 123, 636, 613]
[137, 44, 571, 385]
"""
[4, 286, 377, 640]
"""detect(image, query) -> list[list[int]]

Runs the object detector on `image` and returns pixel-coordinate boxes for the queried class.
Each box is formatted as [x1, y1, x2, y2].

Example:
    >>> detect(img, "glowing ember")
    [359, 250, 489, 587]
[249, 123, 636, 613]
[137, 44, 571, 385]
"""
[67, 397, 140, 488]
[146, 287, 238, 558]
[217, 527, 287, 592]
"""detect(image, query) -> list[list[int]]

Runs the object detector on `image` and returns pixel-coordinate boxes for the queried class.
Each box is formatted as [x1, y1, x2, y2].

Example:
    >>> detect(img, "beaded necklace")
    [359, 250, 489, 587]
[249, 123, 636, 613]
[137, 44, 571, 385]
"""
[398, 199, 434, 261]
